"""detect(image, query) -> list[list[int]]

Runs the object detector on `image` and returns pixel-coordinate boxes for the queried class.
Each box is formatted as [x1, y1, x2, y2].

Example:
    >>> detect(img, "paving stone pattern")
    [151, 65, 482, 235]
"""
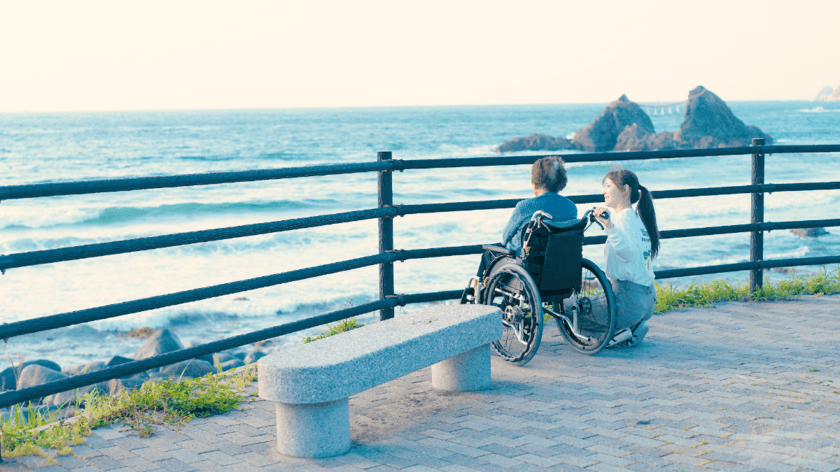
[6, 295, 840, 471]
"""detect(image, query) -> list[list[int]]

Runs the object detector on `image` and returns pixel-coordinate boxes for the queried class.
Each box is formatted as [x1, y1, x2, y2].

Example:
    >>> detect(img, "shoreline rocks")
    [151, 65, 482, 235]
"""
[2, 327, 272, 408]
[791, 227, 829, 238]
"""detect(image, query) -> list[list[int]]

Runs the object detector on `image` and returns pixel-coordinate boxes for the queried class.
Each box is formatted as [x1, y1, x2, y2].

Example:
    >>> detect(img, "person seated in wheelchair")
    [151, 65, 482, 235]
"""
[502, 156, 578, 254]
[473, 156, 577, 276]
[590, 169, 660, 348]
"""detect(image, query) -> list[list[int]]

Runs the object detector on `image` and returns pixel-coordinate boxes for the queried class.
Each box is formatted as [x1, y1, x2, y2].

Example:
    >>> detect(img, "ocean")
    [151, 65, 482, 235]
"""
[1, 101, 839, 367]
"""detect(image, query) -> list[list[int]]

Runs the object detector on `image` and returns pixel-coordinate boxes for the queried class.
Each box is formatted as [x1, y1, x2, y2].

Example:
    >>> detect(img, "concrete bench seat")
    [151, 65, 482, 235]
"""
[258, 304, 501, 458]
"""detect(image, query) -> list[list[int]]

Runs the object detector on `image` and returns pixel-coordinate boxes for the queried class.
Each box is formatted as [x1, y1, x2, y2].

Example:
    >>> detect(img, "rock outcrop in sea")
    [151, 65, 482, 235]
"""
[496, 134, 580, 153]
[815, 85, 840, 102]
[497, 86, 772, 153]
[572, 94, 655, 152]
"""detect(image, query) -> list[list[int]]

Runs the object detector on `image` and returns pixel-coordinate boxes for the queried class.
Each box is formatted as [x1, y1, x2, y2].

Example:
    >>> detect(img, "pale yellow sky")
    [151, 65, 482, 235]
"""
[1, 0, 838, 112]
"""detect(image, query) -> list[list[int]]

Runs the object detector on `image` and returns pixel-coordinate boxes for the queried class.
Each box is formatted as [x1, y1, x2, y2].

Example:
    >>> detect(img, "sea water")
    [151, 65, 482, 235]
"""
[1, 102, 838, 366]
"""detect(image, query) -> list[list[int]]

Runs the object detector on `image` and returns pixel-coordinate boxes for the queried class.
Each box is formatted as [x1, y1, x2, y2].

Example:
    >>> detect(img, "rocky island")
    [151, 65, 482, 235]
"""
[498, 86, 772, 153]
[815, 85, 840, 102]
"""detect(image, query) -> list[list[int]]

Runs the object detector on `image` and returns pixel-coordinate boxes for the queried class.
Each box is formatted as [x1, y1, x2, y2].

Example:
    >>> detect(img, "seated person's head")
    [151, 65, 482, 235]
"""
[531, 156, 568, 195]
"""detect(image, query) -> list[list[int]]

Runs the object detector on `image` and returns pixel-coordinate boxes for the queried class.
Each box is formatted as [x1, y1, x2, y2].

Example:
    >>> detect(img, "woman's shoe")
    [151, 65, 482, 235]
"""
[625, 320, 649, 347]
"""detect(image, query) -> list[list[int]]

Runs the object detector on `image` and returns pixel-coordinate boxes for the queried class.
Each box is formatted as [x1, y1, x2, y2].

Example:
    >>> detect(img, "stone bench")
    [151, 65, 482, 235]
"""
[258, 304, 502, 458]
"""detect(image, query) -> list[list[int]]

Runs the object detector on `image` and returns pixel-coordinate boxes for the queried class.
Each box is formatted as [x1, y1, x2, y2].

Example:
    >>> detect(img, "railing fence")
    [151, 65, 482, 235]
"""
[1, 143, 839, 418]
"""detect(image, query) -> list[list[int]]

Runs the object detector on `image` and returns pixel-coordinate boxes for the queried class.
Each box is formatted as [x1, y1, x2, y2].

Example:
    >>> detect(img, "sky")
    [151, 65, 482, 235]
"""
[1, 0, 839, 112]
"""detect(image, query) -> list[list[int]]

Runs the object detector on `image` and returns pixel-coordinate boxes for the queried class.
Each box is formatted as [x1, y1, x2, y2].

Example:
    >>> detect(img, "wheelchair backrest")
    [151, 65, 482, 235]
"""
[521, 215, 587, 294]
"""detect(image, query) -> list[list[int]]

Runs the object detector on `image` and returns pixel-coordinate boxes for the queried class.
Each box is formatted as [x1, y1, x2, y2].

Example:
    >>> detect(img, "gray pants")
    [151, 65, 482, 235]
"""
[576, 279, 656, 331]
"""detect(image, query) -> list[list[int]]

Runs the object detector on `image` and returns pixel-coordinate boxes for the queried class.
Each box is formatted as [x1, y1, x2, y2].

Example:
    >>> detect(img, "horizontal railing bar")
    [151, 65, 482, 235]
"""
[653, 182, 840, 199]
[396, 182, 840, 216]
[0, 253, 396, 340]
[581, 218, 840, 245]
[389, 219, 840, 262]
[0, 298, 398, 410]
[0, 207, 396, 272]
[0, 162, 393, 201]
[396, 245, 484, 260]
[390, 254, 840, 310]
[4, 145, 839, 202]
[5, 185, 838, 272]
[655, 255, 840, 279]
[398, 290, 463, 304]
[395, 144, 840, 171]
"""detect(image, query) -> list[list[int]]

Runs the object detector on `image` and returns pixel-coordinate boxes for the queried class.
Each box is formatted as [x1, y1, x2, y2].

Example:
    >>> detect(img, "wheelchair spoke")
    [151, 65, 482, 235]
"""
[554, 259, 616, 355]
[482, 264, 543, 365]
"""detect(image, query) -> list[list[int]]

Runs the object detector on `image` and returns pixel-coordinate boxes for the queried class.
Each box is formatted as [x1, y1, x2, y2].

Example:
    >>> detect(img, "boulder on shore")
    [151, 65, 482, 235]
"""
[572, 95, 656, 152]
[17, 364, 69, 396]
[497, 134, 581, 153]
[133, 328, 185, 360]
[160, 359, 216, 379]
[2, 360, 65, 391]
[244, 351, 267, 364]
[791, 227, 829, 238]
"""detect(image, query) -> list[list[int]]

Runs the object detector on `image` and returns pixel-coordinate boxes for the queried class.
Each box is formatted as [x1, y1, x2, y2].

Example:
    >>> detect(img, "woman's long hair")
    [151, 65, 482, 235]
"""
[604, 170, 660, 259]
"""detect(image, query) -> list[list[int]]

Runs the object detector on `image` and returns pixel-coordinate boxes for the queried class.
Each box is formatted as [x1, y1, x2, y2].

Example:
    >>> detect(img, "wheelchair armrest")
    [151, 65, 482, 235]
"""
[482, 245, 515, 256]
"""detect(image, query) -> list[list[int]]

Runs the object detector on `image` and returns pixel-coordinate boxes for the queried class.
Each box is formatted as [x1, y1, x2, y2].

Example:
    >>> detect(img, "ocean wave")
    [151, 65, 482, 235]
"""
[0, 199, 335, 229]
[177, 154, 240, 161]
[260, 151, 309, 161]
[799, 107, 840, 113]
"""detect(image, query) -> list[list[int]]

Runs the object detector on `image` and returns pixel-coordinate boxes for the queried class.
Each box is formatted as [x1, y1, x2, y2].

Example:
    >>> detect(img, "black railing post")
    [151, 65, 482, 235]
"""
[750, 138, 765, 296]
[377, 151, 395, 321]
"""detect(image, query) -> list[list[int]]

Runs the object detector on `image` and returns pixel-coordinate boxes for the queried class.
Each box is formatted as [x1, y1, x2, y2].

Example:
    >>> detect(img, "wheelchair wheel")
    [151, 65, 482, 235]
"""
[481, 262, 543, 365]
[553, 258, 616, 355]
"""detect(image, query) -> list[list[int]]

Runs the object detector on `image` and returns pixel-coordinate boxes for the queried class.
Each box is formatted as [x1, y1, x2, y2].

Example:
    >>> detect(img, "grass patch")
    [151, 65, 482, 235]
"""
[303, 318, 365, 343]
[538, 266, 840, 320]
[654, 266, 840, 314]
[0, 364, 258, 461]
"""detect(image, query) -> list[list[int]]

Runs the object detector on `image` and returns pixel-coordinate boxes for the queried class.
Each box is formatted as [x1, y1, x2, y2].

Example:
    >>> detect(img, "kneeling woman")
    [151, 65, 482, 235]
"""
[594, 169, 660, 347]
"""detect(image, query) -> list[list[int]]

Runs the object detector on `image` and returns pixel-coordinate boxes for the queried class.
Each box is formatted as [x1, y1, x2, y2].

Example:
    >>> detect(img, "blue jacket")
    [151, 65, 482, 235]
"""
[502, 192, 577, 254]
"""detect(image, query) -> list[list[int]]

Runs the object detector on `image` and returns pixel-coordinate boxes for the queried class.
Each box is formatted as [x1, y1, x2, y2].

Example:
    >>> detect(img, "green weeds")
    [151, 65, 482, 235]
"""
[0, 364, 258, 461]
[303, 318, 365, 343]
[654, 266, 840, 314]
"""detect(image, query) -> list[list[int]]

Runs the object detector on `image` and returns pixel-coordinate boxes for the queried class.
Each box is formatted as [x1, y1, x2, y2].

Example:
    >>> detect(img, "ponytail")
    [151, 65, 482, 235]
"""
[636, 185, 660, 259]
[603, 171, 661, 260]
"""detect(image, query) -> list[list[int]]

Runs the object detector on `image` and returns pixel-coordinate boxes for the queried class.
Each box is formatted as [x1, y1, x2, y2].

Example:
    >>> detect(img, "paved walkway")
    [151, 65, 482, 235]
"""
[6, 295, 840, 471]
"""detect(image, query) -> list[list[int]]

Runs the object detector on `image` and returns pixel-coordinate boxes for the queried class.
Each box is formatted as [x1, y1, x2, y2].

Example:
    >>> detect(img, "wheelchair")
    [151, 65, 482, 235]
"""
[460, 209, 616, 365]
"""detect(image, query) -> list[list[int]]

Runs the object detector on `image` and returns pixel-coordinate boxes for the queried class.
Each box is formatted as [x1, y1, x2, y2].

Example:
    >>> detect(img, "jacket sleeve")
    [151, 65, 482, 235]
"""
[502, 203, 524, 246]
[604, 218, 635, 263]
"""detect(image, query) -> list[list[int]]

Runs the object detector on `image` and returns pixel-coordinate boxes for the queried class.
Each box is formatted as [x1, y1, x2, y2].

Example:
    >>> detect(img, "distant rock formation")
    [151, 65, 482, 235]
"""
[497, 133, 581, 153]
[816, 86, 834, 101]
[816, 85, 840, 102]
[572, 95, 655, 152]
[497, 86, 772, 153]
[586, 86, 771, 151]
[675, 86, 772, 149]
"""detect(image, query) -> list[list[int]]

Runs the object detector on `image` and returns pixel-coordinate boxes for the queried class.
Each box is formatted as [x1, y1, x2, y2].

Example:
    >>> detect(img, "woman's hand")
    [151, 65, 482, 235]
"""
[594, 207, 613, 230]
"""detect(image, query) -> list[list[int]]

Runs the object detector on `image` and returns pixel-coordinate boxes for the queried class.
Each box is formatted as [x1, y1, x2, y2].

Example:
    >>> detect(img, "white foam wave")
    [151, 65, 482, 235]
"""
[800, 107, 840, 113]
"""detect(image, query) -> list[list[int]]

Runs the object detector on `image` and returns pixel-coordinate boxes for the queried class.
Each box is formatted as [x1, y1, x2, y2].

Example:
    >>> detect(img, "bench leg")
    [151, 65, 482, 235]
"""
[274, 398, 350, 458]
[431, 344, 491, 391]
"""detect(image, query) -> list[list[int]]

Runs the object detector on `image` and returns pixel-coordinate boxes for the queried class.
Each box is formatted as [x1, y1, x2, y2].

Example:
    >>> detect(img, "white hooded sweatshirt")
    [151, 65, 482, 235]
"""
[603, 207, 655, 287]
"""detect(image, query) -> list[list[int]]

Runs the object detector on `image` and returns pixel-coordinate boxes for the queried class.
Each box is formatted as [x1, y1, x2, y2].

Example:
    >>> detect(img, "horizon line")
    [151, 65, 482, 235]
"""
[0, 98, 828, 115]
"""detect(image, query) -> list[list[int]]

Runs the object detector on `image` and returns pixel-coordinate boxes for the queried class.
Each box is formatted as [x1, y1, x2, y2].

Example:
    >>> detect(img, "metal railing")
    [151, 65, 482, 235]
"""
[1, 141, 840, 413]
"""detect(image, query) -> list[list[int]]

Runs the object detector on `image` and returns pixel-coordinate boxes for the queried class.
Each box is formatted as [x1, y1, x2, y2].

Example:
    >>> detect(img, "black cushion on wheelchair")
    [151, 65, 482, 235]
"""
[523, 217, 587, 293]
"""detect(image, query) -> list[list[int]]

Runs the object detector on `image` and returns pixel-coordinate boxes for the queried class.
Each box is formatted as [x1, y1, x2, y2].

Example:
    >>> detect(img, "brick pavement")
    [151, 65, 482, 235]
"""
[5, 295, 840, 471]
